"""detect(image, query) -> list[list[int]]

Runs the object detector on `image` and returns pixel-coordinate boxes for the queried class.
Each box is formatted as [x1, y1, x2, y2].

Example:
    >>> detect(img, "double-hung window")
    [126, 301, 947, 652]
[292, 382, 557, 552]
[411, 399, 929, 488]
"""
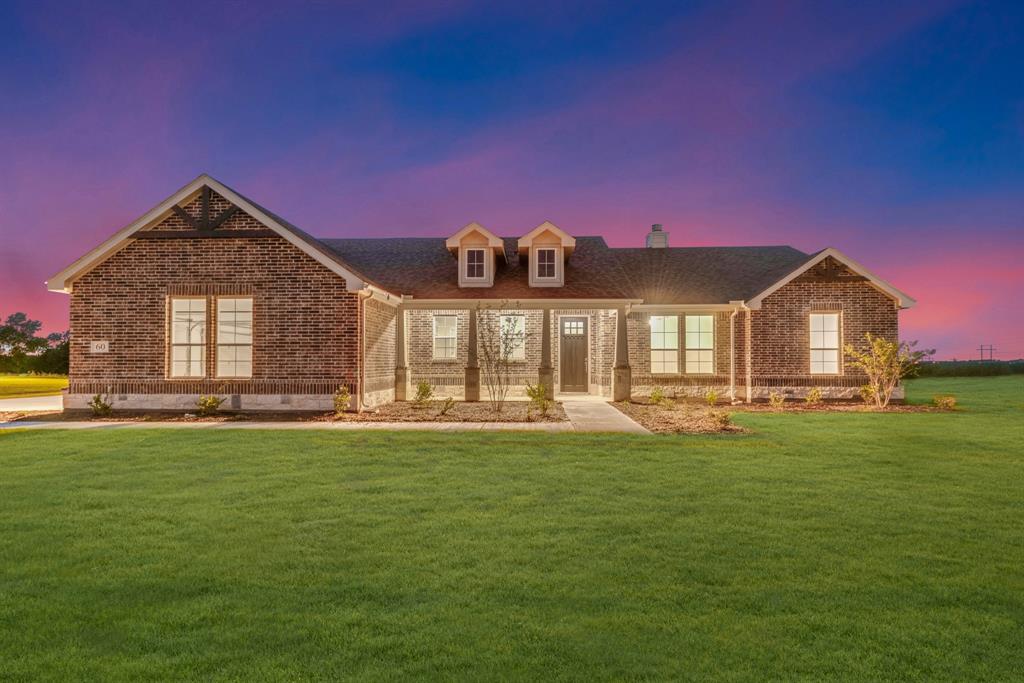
[465, 249, 485, 279]
[500, 314, 526, 361]
[650, 315, 679, 374]
[433, 314, 458, 360]
[170, 298, 206, 377]
[217, 298, 253, 378]
[535, 248, 556, 279]
[685, 315, 714, 374]
[809, 313, 840, 374]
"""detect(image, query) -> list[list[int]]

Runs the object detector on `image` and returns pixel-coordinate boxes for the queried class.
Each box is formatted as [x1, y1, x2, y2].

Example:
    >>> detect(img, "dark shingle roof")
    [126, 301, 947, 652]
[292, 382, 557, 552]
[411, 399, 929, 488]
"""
[614, 246, 813, 304]
[320, 236, 632, 300]
[320, 236, 811, 303]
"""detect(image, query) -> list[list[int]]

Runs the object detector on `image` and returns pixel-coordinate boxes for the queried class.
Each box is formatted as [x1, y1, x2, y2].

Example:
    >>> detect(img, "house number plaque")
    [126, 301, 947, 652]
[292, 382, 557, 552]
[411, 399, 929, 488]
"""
[90, 340, 110, 353]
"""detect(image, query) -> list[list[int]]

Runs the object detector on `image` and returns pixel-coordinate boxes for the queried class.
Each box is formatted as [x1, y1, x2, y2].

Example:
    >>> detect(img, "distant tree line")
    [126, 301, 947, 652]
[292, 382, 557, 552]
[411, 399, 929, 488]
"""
[916, 360, 1024, 377]
[0, 312, 69, 374]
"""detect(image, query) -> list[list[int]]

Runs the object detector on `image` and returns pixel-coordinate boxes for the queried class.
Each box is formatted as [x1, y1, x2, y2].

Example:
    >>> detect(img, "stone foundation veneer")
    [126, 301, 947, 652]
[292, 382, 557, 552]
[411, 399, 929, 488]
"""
[64, 392, 336, 412]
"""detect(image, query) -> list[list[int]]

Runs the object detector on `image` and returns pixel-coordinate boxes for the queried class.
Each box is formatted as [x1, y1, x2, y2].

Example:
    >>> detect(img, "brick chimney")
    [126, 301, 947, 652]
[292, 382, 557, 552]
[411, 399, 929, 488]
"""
[645, 223, 668, 248]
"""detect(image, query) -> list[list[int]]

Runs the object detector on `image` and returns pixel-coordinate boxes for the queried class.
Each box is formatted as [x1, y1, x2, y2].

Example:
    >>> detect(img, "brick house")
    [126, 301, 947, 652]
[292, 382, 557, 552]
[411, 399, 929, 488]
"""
[47, 175, 915, 411]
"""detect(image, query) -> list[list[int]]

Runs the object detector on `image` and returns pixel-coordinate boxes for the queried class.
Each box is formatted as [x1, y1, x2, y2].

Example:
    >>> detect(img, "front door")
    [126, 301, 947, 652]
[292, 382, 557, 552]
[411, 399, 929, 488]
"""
[559, 317, 588, 392]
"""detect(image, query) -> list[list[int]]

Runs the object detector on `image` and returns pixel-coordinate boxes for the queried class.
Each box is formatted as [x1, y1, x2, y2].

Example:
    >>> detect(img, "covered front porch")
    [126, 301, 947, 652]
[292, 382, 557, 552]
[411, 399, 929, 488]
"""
[392, 301, 635, 402]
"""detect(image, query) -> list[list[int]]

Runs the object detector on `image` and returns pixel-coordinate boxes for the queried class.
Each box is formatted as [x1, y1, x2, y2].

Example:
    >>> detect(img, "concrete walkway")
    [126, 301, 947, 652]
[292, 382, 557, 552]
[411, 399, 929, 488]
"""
[561, 400, 650, 434]
[0, 395, 63, 412]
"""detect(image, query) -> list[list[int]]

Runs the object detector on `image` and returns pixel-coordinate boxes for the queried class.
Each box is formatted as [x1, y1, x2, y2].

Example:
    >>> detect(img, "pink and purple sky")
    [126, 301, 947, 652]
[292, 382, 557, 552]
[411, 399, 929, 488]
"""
[2, 0, 1022, 359]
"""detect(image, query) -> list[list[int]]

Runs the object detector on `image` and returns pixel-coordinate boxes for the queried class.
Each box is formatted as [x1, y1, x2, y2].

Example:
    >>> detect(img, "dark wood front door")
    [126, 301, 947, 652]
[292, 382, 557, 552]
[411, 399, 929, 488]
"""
[559, 317, 588, 392]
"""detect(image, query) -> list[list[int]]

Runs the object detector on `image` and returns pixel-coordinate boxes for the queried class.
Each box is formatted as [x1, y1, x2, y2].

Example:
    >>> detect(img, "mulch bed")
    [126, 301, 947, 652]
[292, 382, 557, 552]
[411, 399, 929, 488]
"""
[614, 398, 950, 434]
[0, 401, 566, 424]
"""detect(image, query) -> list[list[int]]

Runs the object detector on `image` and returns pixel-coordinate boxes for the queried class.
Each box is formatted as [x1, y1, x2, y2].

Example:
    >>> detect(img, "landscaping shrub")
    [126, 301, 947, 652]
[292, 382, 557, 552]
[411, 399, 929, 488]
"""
[805, 387, 823, 405]
[196, 395, 226, 416]
[649, 386, 667, 407]
[932, 394, 957, 410]
[87, 393, 111, 417]
[844, 333, 932, 408]
[768, 391, 785, 410]
[413, 381, 434, 408]
[704, 389, 719, 407]
[707, 409, 732, 430]
[859, 385, 875, 405]
[525, 382, 551, 418]
[438, 396, 456, 416]
[333, 385, 352, 415]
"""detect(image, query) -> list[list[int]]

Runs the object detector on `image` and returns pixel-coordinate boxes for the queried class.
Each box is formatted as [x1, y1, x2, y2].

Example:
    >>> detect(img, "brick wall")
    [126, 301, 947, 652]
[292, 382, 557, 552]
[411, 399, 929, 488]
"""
[68, 191, 360, 399]
[362, 297, 396, 406]
[628, 310, 736, 396]
[750, 258, 898, 386]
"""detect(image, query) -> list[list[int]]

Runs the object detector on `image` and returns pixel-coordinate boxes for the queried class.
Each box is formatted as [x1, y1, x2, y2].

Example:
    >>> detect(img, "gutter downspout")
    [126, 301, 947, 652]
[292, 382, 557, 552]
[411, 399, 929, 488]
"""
[357, 287, 374, 412]
[742, 302, 752, 403]
[729, 307, 738, 403]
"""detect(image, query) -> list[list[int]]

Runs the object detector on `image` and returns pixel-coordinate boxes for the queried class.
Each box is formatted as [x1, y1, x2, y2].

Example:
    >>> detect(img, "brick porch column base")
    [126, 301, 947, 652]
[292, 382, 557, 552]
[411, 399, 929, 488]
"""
[465, 367, 480, 402]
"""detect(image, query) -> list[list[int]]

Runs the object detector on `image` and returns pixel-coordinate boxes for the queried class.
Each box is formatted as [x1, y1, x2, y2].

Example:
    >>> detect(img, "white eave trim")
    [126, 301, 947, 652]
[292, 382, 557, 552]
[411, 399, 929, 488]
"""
[46, 174, 380, 294]
[444, 222, 504, 251]
[517, 221, 576, 254]
[746, 247, 916, 310]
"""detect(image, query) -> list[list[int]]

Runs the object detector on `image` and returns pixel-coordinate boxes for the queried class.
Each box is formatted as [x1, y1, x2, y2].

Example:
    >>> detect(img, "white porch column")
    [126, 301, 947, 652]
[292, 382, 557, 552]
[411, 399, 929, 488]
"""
[394, 307, 408, 401]
[612, 306, 632, 401]
[538, 307, 554, 399]
[465, 307, 480, 401]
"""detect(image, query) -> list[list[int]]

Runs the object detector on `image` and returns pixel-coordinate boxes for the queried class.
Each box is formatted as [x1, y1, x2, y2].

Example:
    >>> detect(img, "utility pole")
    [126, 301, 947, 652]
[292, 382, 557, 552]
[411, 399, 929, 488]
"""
[977, 344, 996, 361]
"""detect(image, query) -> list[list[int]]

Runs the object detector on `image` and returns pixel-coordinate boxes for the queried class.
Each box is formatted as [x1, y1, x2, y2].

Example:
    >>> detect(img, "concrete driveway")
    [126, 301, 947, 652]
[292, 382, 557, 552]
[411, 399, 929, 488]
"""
[0, 395, 63, 412]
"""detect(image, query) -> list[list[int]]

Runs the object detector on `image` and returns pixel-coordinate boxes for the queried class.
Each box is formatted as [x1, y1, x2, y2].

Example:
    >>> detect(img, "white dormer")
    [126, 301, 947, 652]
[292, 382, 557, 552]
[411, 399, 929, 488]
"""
[445, 222, 505, 287]
[517, 221, 576, 288]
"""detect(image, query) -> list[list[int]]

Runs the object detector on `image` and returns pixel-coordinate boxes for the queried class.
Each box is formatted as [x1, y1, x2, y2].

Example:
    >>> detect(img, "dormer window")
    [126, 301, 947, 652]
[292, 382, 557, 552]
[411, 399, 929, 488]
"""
[536, 248, 556, 279]
[466, 248, 485, 279]
[518, 221, 576, 288]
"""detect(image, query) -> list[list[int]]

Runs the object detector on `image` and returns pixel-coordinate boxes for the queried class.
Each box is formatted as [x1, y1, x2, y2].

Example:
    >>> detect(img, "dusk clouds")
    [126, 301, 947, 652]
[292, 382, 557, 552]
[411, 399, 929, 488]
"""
[1, 0, 1022, 358]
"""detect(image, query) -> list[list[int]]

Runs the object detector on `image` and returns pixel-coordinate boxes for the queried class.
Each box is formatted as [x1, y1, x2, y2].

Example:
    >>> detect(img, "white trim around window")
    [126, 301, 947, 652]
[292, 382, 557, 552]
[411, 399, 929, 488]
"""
[649, 315, 679, 374]
[809, 312, 840, 374]
[170, 297, 207, 378]
[535, 247, 557, 280]
[684, 314, 714, 374]
[465, 248, 486, 280]
[216, 297, 253, 378]
[433, 314, 458, 360]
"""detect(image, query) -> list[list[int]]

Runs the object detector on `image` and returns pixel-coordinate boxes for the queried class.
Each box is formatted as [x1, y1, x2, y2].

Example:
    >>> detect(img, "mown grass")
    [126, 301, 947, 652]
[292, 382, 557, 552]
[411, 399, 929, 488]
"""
[0, 374, 67, 398]
[0, 377, 1021, 680]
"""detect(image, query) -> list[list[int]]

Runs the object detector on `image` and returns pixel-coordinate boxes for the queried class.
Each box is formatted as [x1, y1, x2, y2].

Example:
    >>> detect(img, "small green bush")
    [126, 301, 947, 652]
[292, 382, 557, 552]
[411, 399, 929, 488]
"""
[859, 385, 875, 405]
[805, 387, 823, 405]
[707, 409, 732, 430]
[649, 386, 667, 407]
[932, 394, 957, 410]
[768, 391, 785, 410]
[413, 381, 434, 408]
[196, 395, 225, 416]
[438, 396, 456, 416]
[333, 385, 352, 415]
[704, 389, 719, 407]
[525, 383, 551, 418]
[88, 393, 111, 417]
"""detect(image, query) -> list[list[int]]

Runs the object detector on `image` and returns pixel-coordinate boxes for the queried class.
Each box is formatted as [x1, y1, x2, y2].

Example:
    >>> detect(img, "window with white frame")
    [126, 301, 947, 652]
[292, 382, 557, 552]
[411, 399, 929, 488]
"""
[809, 313, 840, 374]
[170, 298, 206, 377]
[433, 314, 458, 360]
[217, 298, 253, 378]
[685, 315, 714, 374]
[500, 314, 526, 361]
[650, 315, 679, 374]
[465, 248, 485, 279]
[535, 248, 556, 279]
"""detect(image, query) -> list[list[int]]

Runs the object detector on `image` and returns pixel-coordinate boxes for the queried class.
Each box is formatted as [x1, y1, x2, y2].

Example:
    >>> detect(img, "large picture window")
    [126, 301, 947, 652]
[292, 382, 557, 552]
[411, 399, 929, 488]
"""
[217, 298, 253, 378]
[685, 315, 714, 374]
[500, 314, 526, 361]
[536, 248, 556, 279]
[650, 315, 678, 374]
[170, 298, 206, 377]
[465, 249, 485, 279]
[433, 314, 458, 360]
[810, 313, 840, 374]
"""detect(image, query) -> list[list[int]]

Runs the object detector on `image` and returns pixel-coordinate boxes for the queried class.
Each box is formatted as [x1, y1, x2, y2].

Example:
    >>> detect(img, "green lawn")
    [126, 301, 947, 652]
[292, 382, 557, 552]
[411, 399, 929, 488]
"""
[1, 378, 1021, 681]
[0, 374, 67, 398]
